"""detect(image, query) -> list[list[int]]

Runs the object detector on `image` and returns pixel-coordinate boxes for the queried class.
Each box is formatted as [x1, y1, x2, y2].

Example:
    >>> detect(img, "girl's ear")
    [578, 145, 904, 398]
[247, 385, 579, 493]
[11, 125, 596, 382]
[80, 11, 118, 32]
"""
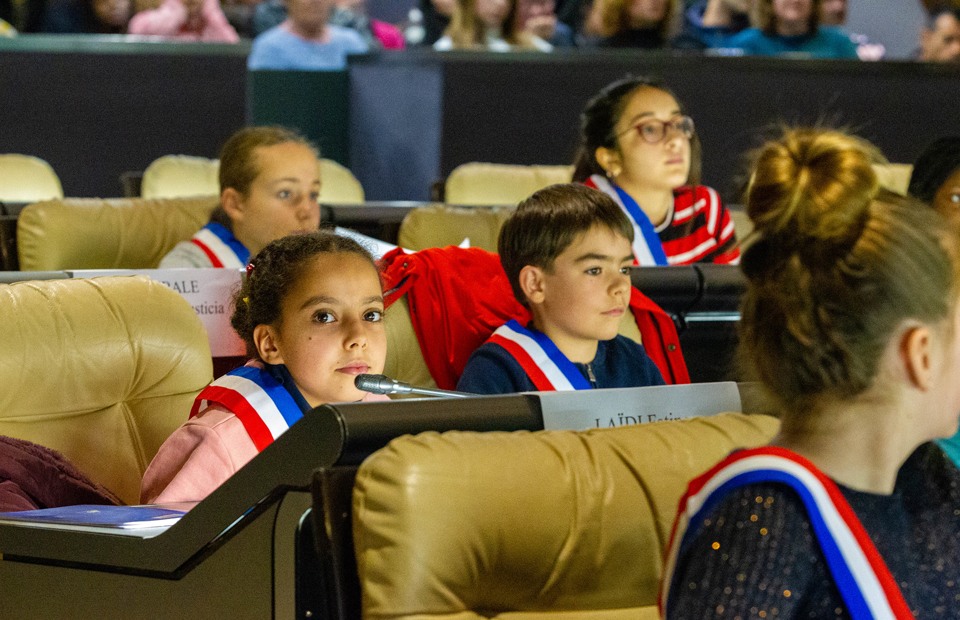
[518, 265, 547, 305]
[595, 146, 622, 178]
[254, 324, 284, 366]
[221, 187, 244, 222]
[900, 325, 934, 391]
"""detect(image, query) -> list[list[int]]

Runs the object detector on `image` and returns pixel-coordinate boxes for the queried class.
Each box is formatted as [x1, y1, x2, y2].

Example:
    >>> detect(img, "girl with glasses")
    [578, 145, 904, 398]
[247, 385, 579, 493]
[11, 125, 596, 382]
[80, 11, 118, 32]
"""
[573, 76, 740, 266]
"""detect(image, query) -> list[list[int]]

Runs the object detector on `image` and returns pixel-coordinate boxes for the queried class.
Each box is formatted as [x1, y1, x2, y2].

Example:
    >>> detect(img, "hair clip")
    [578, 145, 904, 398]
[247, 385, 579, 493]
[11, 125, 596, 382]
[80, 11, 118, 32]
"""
[246, 262, 255, 275]
[242, 296, 250, 305]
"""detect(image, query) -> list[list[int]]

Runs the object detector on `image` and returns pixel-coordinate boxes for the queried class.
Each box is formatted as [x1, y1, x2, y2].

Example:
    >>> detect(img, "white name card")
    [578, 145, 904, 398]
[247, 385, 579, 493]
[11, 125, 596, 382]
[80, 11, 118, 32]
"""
[70, 268, 246, 357]
[536, 382, 742, 431]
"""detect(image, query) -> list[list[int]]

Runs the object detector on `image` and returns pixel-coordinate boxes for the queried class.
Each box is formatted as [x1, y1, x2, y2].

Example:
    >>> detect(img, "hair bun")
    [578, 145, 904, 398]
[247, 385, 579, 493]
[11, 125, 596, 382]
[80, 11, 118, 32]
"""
[745, 129, 881, 272]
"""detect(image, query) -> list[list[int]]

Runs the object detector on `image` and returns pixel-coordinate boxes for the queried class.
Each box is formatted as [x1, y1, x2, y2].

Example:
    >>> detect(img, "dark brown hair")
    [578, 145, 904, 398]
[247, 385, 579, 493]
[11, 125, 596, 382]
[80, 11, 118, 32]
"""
[498, 183, 635, 306]
[571, 76, 702, 187]
[231, 231, 379, 360]
[739, 128, 959, 415]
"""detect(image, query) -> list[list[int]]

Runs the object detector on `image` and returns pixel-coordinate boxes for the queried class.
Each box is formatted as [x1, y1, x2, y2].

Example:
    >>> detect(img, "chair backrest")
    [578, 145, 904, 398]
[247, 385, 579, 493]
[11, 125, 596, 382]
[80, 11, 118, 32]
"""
[873, 163, 913, 196]
[397, 204, 514, 252]
[0, 154, 64, 202]
[353, 411, 780, 620]
[444, 163, 574, 206]
[0, 276, 213, 504]
[17, 196, 218, 271]
[140, 155, 365, 203]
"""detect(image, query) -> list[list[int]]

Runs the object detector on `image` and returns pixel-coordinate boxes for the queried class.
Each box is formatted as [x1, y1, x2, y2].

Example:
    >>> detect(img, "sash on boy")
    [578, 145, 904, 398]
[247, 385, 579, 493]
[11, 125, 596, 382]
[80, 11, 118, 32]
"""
[487, 320, 593, 391]
[661, 447, 915, 620]
[190, 365, 304, 452]
[190, 222, 251, 269]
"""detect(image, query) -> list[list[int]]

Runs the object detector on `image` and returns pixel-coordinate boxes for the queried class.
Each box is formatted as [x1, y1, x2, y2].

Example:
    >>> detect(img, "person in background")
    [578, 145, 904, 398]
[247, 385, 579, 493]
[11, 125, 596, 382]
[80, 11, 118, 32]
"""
[248, 0, 368, 70]
[513, 0, 574, 47]
[818, 0, 884, 59]
[0, 16, 14, 34]
[457, 184, 665, 395]
[727, 0, 858, 59]
[418, 0, 453, 45]
[160, 126, 321, 269]
[917, 5, 960, 62]
[674, 0, 751, 50]
[41, 0, 131, 33]
[434, 0, 552, 51]
[142, 232, 389, 505]
[128, 0, 239, 40]
[586, 0, 678, 48]
[573, 76, 740, 266]
[663, 127, 960, 620]
[253, 0, 403, 48]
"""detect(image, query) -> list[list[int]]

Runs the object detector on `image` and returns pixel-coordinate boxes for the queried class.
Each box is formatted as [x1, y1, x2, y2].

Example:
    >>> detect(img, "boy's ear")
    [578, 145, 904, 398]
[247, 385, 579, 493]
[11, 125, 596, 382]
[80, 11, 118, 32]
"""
[253, 324, 284, 366]
[518, 265, 547, 305]
[900, 324, 933, 391]
[595, 146, 622, 178]
[221, 187, 244, 222]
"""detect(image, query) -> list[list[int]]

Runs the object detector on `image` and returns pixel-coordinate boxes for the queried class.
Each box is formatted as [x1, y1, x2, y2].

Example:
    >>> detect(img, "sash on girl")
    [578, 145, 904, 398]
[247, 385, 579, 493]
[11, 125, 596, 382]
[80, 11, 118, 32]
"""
[190, 222, 250, 269]
[660, 446, 914, 620]
[190, 365, 304, 452]
[487, 319, 592, 391]
[585, 174, 669, 266]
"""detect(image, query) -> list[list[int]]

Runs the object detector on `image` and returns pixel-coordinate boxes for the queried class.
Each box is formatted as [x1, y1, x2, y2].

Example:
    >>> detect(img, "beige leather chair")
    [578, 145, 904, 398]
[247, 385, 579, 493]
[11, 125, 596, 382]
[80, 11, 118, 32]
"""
[397, 204, 515, 252]
[17, 196, 218, 271]
[445, 163, 574, 206]
[353, 411, 780, 620]
[0, 154, 64, 203]
[0, 276, 213, 504]
[140, 155, 365, 203]
[873, 163, 913, 196]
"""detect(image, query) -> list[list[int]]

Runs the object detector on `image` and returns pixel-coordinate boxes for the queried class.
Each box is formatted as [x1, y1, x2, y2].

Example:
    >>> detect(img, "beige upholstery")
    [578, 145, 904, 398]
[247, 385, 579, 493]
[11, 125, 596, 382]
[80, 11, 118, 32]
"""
[0, 154, 64, 202]
[445, 163, 574, 206]
[140, 155, 365, 203]
[17, 196, 219, 271]
[873, 163, 913, 195]
[383, 295, 643, 391]
[141, 155, 220, 199]
[0, 276, 212, 504]
[397, 204, 515, 252]
[353, 411, 780, 620]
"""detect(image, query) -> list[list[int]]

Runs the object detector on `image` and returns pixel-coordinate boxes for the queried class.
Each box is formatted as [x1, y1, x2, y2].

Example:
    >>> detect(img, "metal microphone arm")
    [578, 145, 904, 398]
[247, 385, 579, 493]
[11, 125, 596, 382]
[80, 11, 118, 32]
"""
[354, 374, 472, 398]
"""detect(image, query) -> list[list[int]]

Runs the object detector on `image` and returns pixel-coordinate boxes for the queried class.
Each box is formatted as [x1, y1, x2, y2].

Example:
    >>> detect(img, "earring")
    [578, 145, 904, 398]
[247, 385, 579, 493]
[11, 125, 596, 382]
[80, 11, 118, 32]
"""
[606, 167, 620, 179]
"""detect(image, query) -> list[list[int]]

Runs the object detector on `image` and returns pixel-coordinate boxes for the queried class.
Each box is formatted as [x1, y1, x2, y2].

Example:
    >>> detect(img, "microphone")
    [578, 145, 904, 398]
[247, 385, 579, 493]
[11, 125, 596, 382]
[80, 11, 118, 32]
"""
[355, 374, 471, 398]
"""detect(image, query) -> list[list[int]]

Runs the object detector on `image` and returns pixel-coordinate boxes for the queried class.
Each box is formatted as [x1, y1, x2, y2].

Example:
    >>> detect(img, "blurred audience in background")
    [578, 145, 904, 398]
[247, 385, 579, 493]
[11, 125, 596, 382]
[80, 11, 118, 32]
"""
[254, 0, 402, 47]
[727, 0, 858, 58]
[40, 0, 131, 33]
[586, 0, 679, 49]
[819, 0, 884, 59]
[247, 0, 367, 68]
[128, 0, 238, 40]
[674, 0, 750, 50]
[512, 0, 572, 47]
[434, 0, 552, 51]
[917, 5, 960, 61]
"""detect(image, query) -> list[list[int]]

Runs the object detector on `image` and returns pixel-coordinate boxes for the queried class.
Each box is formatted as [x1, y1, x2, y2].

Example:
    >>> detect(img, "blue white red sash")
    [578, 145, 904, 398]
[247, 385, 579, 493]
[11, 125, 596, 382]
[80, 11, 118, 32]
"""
[586, 175, 669, 267]
[190, 222, 250, 269]
[190, 365, 303, 452]
[487, 319, 592, 391]
[659, 446, 914, 620]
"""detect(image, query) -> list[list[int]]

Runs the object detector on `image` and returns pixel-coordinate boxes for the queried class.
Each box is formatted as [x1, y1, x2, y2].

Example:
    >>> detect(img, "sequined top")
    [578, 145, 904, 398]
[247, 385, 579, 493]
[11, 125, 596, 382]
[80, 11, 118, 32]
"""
[666, 443, 960, 619]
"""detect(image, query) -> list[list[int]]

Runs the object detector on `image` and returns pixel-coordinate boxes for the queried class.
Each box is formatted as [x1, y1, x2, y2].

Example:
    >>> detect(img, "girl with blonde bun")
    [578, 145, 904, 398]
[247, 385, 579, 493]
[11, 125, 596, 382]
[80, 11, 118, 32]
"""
[662, 128, 960, 619]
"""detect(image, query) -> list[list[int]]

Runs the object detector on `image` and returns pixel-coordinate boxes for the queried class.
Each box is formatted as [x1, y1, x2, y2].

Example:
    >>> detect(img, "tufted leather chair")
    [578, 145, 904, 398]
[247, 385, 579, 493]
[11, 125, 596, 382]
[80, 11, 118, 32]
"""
[0, 276, 212, 504]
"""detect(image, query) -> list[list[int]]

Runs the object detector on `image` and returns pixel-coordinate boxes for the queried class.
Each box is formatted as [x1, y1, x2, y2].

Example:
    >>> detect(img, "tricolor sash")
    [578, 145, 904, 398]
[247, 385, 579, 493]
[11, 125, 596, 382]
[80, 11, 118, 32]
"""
[190, 365, 304, 452]
[660, 446, 914, 620]
[487, 320, 592, 391]
[586, 175, 669, 267]
[190, 222, 250, 269]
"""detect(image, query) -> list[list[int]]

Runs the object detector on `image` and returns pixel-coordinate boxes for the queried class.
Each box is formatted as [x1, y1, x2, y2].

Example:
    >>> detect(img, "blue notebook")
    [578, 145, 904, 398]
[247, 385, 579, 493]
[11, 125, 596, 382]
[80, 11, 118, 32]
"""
[0, 505, 185, 530]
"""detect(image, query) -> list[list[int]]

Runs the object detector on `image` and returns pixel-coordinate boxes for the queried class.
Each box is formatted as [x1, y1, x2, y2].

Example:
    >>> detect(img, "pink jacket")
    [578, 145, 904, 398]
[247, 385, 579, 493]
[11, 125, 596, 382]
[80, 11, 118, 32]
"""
[128, 0, 239, 42]
[141, 382, 388, 505]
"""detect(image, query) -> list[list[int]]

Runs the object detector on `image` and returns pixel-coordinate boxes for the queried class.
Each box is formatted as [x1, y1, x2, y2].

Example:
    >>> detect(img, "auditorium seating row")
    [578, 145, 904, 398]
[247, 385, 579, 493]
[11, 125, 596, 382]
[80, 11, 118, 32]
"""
[0, 272, 779, 619]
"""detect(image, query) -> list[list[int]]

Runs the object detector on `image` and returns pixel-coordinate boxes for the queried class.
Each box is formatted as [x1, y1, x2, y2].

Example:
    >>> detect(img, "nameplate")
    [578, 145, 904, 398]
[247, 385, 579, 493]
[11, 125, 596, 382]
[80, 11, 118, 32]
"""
[536, 382, 742, 431]
[71, 269, 246, 357]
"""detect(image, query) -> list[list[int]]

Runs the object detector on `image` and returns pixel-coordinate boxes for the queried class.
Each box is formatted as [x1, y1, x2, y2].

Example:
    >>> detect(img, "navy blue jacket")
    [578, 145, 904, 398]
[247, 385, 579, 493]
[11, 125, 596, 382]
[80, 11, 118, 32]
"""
[456, 334, 665, 395]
